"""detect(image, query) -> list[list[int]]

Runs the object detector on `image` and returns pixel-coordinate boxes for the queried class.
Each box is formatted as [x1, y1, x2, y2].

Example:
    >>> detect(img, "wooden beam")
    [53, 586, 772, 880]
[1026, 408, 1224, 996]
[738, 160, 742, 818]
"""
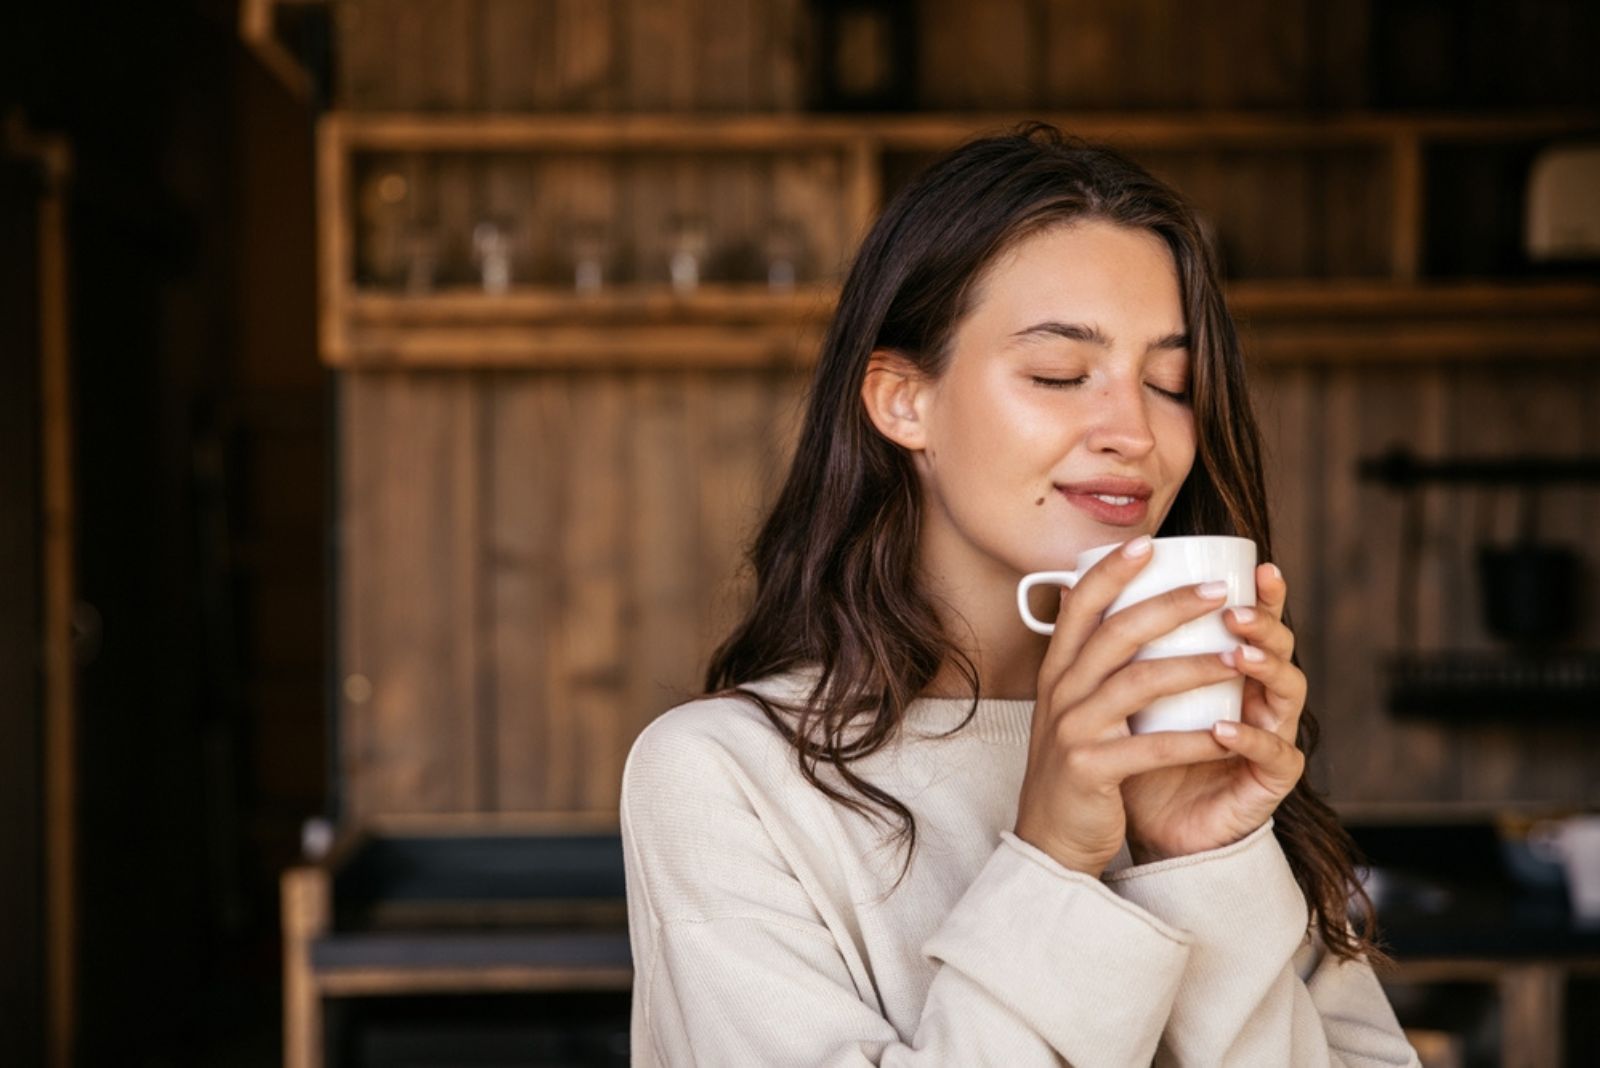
[347, 283, 838, 325]
[238, 0, 315, 101]
[364, 810, 621, 835]
[282, 867, 331, 1068]
[329, 110, 1600, 153]
[315, 966, 632, 996]
[1390, 134, 1423, 281]
[315, 114, 350, 364]
[6, 111, 77, 1068]
[321, 280, 1600, 369]
[1499, 964, 1565, 1068]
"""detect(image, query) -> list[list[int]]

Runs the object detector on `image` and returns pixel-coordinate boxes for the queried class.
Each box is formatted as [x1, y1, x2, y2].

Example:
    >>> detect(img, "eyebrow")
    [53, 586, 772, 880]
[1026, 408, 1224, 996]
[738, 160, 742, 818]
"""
[1008, 321, 1190, 352]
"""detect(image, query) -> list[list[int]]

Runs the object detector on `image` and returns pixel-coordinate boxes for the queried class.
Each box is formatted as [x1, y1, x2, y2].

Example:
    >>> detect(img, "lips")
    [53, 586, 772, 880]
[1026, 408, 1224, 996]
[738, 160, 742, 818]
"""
[1055, 477, 1154, 527]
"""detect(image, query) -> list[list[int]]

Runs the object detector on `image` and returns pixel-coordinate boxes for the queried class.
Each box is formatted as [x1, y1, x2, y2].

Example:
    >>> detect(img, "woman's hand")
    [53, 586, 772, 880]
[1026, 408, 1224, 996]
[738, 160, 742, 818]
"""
[1119, 562, 1307, 864]
[1013, 535, 1243, 877]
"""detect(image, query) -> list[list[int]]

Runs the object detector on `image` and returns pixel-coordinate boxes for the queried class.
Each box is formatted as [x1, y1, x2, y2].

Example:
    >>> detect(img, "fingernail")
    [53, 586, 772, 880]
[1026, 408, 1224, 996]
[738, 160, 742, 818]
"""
[1240, 644, 1267, 663]
[1197, 580, 1228, 600]
[1268, 563, 1283, 582]
[1122, 535, 1152, 558]
[1214, 720, 1237, 738]
[1230, 606, 1257, 625]
[1219, 648, 1237, 668]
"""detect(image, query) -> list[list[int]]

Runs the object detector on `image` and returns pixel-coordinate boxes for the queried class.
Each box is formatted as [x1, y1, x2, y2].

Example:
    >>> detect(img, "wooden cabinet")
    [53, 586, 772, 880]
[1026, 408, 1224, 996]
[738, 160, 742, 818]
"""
[316, 110, 1600, 370]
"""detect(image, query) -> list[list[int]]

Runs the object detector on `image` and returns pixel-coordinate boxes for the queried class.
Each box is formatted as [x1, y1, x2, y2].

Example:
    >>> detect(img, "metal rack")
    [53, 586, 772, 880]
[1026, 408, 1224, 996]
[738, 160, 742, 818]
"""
[1359, 447, 1600, 719]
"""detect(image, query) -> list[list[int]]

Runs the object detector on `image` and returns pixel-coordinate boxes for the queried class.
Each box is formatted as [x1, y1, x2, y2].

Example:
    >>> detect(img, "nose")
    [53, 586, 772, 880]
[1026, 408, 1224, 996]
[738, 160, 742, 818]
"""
[1083, 377, 1157, 459]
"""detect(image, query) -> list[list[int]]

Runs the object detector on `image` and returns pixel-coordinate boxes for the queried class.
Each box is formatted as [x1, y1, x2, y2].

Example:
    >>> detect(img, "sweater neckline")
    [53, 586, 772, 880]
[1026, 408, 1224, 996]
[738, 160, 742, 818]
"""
[902, 693, 1035, 745]
[748, 668, 1036, 746]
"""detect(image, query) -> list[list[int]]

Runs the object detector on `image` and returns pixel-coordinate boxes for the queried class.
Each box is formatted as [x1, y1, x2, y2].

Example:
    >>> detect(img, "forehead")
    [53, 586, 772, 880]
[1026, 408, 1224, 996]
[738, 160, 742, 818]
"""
[961, 220, 1185, 339]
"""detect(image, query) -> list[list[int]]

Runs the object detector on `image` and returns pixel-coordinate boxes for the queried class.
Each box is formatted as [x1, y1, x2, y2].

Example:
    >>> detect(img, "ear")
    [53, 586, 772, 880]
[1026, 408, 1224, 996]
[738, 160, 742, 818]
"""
[860, 349, 933, 452]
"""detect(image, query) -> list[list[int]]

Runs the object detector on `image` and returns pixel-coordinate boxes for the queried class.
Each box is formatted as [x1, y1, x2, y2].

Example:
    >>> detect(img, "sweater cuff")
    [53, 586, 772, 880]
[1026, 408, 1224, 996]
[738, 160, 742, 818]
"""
[1102, 820, 1312, 1054]
[922, 833, 1192, 1064]
[1102, 820, 1307, 951]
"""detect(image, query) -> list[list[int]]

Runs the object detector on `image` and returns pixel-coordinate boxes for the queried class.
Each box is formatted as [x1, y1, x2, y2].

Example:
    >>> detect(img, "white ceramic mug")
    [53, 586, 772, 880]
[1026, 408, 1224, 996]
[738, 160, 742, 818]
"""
[1017, 535, 1258, 734]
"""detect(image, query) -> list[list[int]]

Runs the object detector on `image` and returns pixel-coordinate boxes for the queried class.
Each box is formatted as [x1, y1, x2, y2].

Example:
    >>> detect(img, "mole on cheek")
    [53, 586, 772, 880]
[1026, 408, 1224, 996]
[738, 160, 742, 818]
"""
[1035, 497, 1046, 506]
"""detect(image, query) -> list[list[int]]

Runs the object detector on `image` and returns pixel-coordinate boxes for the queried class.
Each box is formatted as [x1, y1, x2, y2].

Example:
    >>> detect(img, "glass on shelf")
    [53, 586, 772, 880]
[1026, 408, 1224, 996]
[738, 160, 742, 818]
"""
[667, 213, 709, 295]
[358, 168, 412, 288]
[471, 218, 514, 295]
[570, 219, 609, 296]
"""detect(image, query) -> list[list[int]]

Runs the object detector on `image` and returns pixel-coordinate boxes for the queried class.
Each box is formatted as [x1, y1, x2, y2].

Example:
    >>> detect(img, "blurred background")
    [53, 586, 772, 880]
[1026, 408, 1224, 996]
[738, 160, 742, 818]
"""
[3, 1, 1599, 1066]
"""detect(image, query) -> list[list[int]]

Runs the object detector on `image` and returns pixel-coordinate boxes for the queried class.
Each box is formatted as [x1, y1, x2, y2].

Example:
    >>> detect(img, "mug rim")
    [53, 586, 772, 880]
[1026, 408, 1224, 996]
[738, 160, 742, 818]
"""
[1076, 533, 1256, 567]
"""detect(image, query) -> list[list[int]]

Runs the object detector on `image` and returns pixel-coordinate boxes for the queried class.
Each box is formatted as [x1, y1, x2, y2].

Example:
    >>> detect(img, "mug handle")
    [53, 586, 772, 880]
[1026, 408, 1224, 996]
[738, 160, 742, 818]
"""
[1017, 570, 1084, 635]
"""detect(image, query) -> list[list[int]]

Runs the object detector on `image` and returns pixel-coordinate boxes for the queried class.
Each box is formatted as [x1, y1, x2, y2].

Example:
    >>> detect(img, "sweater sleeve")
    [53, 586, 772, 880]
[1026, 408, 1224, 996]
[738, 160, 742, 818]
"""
[1103, 820, 1422, 1067]
[621, 712, 1196, 1067]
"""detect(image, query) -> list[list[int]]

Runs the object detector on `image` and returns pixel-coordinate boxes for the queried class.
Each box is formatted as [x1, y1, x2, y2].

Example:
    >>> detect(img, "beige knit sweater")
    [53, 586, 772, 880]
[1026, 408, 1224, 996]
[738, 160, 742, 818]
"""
[621, 671, 1420, 1066]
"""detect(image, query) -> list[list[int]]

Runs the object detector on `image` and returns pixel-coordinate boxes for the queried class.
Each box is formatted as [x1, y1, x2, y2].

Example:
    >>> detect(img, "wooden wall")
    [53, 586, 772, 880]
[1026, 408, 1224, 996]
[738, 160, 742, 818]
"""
[331, 0, 1600, 822]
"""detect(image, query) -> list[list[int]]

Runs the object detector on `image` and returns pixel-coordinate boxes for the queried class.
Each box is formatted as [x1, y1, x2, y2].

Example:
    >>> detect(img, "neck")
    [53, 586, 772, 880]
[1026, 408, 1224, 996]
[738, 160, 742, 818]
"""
[917, 551, 1051, 702]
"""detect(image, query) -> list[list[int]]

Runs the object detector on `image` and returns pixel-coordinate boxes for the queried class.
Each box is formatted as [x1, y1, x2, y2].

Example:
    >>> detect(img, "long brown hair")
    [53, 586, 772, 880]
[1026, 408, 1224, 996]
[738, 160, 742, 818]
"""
[706, 123, 1382, 964]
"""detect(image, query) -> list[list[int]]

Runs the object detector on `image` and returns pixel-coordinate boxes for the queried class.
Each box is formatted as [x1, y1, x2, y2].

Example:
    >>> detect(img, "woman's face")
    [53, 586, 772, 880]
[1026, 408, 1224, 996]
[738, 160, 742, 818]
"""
[909, 219, 1198, 588]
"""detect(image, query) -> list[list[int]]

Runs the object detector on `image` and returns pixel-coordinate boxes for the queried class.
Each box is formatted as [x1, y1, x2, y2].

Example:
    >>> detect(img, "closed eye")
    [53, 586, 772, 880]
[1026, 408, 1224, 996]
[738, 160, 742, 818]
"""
[1031, 375, 1190, 403]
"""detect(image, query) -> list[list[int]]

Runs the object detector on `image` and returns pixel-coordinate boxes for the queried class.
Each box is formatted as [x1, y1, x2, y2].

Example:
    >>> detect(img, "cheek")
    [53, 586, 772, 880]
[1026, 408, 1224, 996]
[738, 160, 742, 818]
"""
[927, 376, 1017, 470]
[1157, 408, 1198, 481]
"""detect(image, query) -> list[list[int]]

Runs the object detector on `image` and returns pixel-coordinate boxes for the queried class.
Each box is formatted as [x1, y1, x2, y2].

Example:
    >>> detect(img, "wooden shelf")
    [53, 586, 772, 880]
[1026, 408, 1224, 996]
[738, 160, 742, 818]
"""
[327, 110, 1600, 152]
[317, 111, 1600, 370]
[348, 283, 838, 325]
[1229, 279, 1600, 364]
[326, 278, 1600, 368]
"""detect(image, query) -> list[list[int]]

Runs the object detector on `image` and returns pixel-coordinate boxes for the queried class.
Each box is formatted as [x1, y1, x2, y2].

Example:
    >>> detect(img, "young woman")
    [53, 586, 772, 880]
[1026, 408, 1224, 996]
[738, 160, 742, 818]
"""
[620, 124, 1419, 1066]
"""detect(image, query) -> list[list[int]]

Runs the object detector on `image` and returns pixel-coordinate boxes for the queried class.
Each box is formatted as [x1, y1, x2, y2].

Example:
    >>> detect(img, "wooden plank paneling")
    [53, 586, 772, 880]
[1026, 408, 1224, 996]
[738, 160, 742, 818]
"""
[1347, 369, 1455, 803]
[394, 0, 481, 109]
[551, 374, 630, 809]
[1042, 0, 1328, 109]
[339, 373, 483, 818]
[481, 0, 620, 111]
[486, 374, 567, 810]
[336, 0, 404, 109]
[767, 0, 806, 110]
[1319, 369, 1378, 800]
[684, 372, 769, 658]
[918, 0, 1037, 109]
[1450, 365, 1595, 803]
[626, 375, 702, 732]
[697, 0, 757, 110]
[1247, 367, 1323, 779]
[481, 366, 802, 814]
[626, 0, 696, 111]
[1040, 0, 1121, 108]
[1189, 0, 1310, 109]
[1307, 0, 1371, 108]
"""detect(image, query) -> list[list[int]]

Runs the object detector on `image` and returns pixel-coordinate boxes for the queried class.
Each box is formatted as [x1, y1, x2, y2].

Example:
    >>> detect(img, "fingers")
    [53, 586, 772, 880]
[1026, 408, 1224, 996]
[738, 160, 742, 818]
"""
[1223, 604, 1294, 660]
[1051, 580, 1233, 709]
[1254, 561, 1287, 624]
[1221, 644, 1307, 737]
[1061, 651, 1243, 737]
[1224, 563, 1293, 657]
[1084, 728, 1232, 783]
[1039, 535, 1155, 679]
[1211, 718, 1306, 796]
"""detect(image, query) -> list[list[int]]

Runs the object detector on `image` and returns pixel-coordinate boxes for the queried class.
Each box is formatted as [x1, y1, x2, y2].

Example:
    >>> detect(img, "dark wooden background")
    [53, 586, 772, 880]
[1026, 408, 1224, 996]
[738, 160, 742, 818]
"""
[329, 0, 1600, 823]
